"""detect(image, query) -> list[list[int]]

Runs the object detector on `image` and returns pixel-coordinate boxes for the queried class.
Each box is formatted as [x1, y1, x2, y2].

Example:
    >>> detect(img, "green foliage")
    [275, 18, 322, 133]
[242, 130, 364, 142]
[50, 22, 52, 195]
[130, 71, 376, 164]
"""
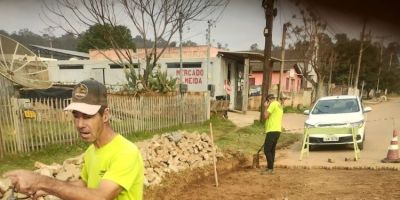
[181, 40, 198, 47]
[123, 63, 177, 94]
[124, 64, 144, 92]
[283, 106, 307, 113]
[77, 24, 135, 52]
[1, 29, 79, 51]
[216, 121, 301, 155]
[148, 66, 177, 93]
[0, 142, 88, 174]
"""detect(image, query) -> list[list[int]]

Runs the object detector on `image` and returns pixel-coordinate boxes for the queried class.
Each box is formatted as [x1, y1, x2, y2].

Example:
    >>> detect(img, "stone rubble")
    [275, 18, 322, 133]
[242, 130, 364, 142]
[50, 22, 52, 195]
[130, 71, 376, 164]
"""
[0, 131, 222, 199]
[137, 131, 222, 186]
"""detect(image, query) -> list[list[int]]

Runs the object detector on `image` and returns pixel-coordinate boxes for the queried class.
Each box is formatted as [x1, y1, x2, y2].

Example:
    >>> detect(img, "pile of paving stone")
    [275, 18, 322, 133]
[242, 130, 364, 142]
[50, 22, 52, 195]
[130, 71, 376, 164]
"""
[0, 131, 221, 199]
[137, 131, 222, 186]
[0, 155, 82, 200]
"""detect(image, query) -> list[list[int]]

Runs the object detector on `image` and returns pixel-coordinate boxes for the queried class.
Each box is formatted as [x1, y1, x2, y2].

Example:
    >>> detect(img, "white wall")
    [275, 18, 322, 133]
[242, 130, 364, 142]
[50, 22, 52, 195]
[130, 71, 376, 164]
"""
[46, 56, 229, 97]
[47, 60, 128, 88]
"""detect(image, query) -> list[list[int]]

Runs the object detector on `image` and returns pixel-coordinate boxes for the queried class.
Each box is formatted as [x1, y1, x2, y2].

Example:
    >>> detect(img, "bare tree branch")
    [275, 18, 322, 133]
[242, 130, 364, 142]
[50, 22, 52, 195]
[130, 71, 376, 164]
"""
[42, 0, 228, 89]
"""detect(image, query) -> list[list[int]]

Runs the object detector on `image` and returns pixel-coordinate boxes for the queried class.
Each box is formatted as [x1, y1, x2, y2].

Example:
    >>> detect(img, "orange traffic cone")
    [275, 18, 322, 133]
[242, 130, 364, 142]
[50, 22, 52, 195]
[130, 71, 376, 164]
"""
[394, 129, 400, 137]
[382, 130, 400, 163]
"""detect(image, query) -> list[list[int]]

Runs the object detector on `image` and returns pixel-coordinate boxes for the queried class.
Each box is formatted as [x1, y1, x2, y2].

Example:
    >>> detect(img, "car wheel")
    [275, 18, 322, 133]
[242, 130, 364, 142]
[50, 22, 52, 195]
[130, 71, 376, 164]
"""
[357, 142, 364, 150]
[309, 145, 316, 151]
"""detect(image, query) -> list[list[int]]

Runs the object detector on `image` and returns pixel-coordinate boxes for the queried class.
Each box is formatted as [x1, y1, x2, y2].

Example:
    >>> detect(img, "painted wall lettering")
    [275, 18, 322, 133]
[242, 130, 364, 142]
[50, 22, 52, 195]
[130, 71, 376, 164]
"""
[175, 69, 204, 85]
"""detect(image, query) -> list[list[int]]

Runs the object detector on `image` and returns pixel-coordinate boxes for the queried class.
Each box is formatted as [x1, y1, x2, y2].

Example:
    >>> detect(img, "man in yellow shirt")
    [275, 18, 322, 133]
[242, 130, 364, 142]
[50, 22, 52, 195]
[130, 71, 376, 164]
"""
[263, 94, 284, 174]
[5, 79, 144, 200]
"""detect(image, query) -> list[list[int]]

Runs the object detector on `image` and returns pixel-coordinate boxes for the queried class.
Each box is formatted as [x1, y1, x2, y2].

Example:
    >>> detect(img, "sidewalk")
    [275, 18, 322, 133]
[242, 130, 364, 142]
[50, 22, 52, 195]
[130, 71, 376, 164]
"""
[228, 111, 306, 133]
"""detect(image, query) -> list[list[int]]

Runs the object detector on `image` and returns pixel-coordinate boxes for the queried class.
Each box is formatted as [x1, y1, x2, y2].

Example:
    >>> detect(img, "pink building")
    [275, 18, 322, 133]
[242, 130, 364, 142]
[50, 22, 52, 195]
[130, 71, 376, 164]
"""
[89, 46, 221, 60]
[250, 61, 303, 93]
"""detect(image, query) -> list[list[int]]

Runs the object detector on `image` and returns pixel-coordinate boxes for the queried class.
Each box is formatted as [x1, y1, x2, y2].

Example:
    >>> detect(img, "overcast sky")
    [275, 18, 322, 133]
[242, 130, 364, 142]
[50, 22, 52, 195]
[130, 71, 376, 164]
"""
[0, 0, 398, 51]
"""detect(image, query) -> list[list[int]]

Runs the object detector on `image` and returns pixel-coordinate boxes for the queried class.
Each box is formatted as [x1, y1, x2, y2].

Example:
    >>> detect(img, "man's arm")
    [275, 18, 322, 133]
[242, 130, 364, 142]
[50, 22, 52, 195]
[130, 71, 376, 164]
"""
[263, 101, 270, 119]
[5, 170, 122, 200]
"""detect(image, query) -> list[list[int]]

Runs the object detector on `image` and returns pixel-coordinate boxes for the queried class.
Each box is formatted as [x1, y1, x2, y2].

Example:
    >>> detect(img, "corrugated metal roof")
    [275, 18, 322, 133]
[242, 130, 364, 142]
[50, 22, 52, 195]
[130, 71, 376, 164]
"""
[217, 50, 281, 61]
[30, 45, 89, 59]
[251, 60, 303, 74]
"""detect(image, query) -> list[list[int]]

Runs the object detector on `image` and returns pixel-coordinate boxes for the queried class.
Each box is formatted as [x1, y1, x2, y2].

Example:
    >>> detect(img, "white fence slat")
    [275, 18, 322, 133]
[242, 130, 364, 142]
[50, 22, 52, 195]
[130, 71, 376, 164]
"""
[0, 94, 208, 157]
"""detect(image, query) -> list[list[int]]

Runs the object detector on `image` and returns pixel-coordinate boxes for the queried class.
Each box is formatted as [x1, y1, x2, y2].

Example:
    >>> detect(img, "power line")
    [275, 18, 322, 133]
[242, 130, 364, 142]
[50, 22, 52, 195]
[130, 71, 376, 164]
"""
[214, 0, 230, 23]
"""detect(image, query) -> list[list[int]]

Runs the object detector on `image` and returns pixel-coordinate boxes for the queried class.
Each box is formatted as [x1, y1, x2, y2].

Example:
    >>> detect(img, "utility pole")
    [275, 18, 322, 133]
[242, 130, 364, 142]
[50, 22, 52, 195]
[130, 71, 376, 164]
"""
[206, 20, 213, 89]
[178, 12, 185, 124]
[354, 19, 367, 95]
[347, 59, 352, 88]
[278, 22, 290, 99]
[375, 35, 390, 94]
[328, 52, 336, 95]
[43, 26, 55, 59]
[376, 39, 384, 94]
[179, 12, 184, 88]
[260, 0, 275, 122]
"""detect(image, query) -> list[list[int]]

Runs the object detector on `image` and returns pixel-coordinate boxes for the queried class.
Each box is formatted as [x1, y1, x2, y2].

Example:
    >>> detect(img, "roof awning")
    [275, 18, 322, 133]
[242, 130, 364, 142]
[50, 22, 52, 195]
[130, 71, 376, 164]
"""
[217, 51, 281, 62]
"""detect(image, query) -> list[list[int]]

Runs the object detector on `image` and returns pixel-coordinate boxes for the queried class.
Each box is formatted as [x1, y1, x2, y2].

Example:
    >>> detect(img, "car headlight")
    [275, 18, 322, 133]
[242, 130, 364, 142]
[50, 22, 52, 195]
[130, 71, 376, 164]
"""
[304, 122, 315, 128]
[350, 120, 364, 128]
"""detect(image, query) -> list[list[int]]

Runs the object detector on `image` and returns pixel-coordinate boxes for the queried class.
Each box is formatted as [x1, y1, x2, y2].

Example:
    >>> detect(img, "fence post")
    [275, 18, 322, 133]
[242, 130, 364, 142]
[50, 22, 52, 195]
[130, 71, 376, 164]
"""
[180, 94, 184, 124]
[205, 92, 210, 120]
[0, 128, 3, 158]
[10, 97, 23, 153]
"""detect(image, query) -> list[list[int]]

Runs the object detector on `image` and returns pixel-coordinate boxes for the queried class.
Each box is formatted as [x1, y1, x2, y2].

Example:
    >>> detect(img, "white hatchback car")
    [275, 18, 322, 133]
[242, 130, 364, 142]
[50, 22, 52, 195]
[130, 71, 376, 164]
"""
[303, 95, 372, 150]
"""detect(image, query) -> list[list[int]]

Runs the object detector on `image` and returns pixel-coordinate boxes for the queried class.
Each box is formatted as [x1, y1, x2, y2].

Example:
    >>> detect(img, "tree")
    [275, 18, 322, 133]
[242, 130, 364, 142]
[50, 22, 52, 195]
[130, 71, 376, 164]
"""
[10, 29, 46, 48]
[181, 40, 198, 47]
[77, 24, 135, 53]
[332, 34, 358, 86]
[216, 42, 228, 50]
[250, 43, 259, 51]
[380, 42, 400, 93]
[43, 0, 228, 90]
[54, 32, 80, 51]
[291, 3, 332, 100]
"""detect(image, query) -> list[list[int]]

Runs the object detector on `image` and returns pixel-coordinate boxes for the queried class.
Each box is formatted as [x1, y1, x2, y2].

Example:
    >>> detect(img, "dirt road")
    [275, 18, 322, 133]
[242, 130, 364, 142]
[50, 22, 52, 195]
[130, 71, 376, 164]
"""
[277, 97, 400, 169]
[163, 168, 400, 200]
[229, 98, 400, 169]
[148, 98, 400, 200]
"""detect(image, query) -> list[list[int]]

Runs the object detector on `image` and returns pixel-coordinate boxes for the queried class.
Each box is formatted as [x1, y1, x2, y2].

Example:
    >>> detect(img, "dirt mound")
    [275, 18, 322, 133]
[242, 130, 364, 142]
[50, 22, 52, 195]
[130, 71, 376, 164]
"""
[145, 154, 400, 200]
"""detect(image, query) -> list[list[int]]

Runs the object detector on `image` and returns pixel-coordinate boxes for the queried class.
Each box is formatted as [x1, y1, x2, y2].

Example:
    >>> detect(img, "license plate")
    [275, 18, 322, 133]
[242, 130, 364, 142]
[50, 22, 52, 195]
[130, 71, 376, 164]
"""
[323, 136, 339, 142]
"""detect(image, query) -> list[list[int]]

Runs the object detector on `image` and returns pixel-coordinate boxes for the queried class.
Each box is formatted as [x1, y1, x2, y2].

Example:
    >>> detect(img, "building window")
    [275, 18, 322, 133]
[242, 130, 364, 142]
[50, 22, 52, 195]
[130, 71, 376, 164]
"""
[58, 65, 83, 69]
[109, 64, 138, 69]
[249, 78, 255, 86]
[166, 62, 202, 68]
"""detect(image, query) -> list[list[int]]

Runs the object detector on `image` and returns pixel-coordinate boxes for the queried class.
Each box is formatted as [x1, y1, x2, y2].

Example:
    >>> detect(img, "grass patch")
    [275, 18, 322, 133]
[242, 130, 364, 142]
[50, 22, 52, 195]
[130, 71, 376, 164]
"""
[283, 106, 308, 114]
[0, 116, 299, 174]
[0, 142, 88, 174]
[0, 116, 235, 174]
[216, 121, 301, 155]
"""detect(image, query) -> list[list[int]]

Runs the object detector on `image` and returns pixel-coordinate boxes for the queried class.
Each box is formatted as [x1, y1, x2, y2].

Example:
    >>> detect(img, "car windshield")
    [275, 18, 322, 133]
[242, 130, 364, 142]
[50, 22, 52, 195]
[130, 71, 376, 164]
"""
[311, 98, 360, 114]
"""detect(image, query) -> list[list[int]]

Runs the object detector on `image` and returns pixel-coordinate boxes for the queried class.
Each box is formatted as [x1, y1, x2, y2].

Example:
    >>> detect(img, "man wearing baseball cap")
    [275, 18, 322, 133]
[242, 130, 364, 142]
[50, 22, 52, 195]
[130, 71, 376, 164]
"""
[262, 93, 284, 174]
[5, 79, 144, 200]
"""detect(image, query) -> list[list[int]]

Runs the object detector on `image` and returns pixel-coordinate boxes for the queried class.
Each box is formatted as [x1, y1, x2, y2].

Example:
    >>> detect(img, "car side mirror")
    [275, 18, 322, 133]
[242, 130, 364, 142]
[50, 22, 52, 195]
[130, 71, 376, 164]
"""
[303, 110, 310, 115]
[363, 107, 372, 113]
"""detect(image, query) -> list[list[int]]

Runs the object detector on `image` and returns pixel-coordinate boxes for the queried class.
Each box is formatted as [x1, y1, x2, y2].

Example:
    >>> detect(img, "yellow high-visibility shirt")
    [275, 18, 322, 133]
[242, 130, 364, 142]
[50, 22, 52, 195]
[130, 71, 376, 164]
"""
[264, 100, 283, 133]
[81, 134, 144, 200]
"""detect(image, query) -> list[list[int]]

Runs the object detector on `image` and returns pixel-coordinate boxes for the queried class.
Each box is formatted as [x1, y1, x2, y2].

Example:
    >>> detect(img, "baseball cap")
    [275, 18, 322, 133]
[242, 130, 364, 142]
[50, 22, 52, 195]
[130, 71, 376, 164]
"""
[64, 79, 108, 115]
[266, 94, 276, 100]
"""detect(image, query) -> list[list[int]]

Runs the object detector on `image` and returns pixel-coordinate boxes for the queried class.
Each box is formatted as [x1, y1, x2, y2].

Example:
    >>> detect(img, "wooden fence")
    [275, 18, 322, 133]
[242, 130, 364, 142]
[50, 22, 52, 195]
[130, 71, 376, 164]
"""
[0, 93, 209, 157]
